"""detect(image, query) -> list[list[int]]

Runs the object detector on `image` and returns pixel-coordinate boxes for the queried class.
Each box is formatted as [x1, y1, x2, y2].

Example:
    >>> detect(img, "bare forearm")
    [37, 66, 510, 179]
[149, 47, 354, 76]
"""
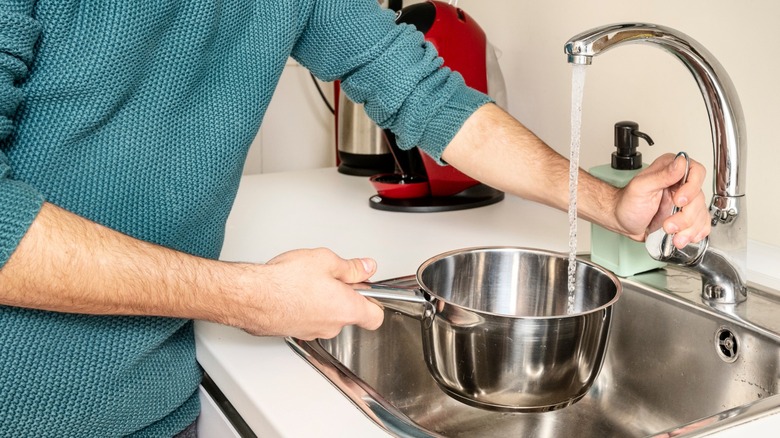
[442, 103, 621, 231]
[0, 202, 384, 340]
[0, 202, 249, 325]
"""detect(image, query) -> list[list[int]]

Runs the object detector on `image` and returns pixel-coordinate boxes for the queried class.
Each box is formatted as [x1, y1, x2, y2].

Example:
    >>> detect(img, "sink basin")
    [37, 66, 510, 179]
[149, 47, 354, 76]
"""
[287, 265, 780, 437]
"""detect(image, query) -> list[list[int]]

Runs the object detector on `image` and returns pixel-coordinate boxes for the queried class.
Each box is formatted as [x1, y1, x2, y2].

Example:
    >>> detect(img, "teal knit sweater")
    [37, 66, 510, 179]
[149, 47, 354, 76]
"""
[0, 0, 490, 435]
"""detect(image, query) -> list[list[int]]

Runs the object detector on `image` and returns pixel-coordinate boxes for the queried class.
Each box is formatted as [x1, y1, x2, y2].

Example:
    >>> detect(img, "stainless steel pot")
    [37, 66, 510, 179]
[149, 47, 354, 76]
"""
[357, 246, 621, 412]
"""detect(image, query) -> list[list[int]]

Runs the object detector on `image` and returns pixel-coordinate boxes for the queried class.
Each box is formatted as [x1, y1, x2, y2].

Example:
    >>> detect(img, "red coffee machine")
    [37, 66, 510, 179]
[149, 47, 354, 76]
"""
[368, 0, 506, 212]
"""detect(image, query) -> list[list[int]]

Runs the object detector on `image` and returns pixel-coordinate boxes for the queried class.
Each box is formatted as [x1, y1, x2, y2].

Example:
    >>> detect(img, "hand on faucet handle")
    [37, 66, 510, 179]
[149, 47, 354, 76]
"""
[614, 152, 711, 249]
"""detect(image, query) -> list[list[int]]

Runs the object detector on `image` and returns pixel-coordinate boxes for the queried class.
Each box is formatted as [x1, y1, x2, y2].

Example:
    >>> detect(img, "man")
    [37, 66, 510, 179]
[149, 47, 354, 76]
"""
[0, 0, 710, 436]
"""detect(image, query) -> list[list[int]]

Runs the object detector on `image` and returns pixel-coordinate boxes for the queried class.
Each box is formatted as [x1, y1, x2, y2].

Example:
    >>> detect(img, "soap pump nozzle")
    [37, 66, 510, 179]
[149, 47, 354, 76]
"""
[613, 121, 654, 170]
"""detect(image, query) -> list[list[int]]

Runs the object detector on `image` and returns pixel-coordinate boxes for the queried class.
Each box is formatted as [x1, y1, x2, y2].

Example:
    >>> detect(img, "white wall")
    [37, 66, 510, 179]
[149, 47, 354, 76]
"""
[252, 1, 780, 247]
[242, 60, 336, 175]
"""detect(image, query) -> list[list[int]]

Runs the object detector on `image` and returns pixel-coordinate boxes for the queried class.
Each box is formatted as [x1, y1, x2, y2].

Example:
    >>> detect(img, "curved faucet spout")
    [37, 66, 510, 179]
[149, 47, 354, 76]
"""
[565, 23, 746, 200]
[565, 23, 748, 305]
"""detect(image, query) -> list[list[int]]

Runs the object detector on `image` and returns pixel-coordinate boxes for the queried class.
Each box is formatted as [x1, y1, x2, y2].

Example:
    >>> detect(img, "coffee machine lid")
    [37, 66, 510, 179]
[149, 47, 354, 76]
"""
[395, 2, 436, 34]
[396, 1, 488, 94]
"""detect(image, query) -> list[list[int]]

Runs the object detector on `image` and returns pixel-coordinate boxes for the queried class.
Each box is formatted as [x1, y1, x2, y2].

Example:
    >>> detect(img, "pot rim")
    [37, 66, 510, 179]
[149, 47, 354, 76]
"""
[414, 245, 623, 320]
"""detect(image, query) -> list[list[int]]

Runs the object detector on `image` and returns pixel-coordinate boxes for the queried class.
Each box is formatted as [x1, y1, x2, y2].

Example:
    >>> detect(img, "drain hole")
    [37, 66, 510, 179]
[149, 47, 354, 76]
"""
[715, 327, 739, 363]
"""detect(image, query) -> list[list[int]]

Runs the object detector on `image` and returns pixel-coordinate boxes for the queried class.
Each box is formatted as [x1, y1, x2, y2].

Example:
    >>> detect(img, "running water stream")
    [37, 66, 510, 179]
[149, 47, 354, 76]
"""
[567, 64, 587, 314]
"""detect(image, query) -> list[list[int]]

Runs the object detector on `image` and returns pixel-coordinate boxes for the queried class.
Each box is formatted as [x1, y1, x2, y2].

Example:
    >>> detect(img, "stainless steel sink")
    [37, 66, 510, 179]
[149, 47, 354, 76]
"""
[287, 265, 780, 437]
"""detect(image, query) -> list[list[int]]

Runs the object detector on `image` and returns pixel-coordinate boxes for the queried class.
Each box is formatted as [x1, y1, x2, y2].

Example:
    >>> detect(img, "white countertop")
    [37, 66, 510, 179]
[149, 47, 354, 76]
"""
[195, 167, 780, 437]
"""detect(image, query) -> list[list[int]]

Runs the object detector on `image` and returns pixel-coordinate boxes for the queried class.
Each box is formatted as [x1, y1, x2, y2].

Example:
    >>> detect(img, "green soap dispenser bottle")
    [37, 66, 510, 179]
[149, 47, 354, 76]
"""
[589, 121, 666, 277]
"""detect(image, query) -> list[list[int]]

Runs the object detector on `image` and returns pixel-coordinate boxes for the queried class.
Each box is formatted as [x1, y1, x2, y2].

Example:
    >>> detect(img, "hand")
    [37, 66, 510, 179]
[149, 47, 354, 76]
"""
[239, 248, 385, 340]
[615, 153, 711, 248]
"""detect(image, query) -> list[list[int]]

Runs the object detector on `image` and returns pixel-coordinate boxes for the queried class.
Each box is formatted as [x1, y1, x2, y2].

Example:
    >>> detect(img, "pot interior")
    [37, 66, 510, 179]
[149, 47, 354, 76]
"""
[417, 247, 620, 317]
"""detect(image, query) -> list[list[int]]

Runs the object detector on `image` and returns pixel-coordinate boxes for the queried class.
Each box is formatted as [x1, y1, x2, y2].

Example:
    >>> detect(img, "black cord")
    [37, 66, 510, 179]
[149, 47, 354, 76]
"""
[309, 73, 335, 115]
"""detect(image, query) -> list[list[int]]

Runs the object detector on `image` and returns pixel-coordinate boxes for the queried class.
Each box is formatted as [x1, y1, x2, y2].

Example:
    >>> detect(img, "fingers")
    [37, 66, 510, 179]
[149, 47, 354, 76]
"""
[318, 252, 386, 332]
[671, 155, 707, 209]
[664, 189, 711, 248]
[353, 294, 385, 331]
[338, 257, 384, 331]
[328, 255, 385, 331]
[653, 154, 710, 248]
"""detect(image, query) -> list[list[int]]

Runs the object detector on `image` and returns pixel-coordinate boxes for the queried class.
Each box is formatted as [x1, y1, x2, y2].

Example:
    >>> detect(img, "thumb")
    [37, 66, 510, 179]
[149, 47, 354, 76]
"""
[640, 153, 687, 191]
[333, 257, 377, 284]
[664, 153, 689, 186]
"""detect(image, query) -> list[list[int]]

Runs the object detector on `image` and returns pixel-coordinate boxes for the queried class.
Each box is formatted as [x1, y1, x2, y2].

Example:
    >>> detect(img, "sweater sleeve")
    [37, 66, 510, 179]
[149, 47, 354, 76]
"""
[291, 0, 492, 162]
[0, 4, 45, 268]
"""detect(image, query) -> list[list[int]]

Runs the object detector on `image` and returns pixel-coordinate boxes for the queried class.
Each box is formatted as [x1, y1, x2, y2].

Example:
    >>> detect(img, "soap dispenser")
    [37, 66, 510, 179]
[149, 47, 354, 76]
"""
[589, 121, 666, 277]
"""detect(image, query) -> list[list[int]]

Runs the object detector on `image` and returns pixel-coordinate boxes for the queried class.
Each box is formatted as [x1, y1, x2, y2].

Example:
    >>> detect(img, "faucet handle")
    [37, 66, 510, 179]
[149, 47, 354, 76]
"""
[646, 230, 708, 265]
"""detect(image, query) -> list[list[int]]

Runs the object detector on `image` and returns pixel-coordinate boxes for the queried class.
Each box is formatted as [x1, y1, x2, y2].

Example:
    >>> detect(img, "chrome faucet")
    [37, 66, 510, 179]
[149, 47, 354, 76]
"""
[564, 23, 748, 305]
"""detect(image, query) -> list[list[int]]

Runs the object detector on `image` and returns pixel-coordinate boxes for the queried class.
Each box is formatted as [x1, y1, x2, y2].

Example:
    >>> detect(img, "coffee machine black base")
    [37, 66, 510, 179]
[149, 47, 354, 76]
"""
[368, 183, 504, 213]
[337, 151, 395, 177]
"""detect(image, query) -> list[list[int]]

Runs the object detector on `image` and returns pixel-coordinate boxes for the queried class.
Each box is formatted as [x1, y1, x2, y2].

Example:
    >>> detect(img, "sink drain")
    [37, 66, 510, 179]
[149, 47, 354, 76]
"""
[715, 327, 739, 363]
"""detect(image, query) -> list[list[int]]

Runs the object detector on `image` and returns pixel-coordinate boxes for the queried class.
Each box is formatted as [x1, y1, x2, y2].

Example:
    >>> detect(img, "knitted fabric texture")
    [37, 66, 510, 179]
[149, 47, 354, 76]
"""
[0, 0, 491, 435]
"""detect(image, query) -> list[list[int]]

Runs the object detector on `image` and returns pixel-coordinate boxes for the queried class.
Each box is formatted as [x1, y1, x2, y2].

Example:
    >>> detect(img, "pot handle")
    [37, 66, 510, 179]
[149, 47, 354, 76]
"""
[352, 276, 434, 320]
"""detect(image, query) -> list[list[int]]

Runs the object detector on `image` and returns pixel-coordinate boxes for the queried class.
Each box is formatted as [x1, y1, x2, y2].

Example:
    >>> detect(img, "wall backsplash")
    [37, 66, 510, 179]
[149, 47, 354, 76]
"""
[464, 0, 779, 248]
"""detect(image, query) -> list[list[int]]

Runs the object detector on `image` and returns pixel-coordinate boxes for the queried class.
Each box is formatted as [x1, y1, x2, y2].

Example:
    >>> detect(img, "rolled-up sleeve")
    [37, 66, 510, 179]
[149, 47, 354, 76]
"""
[291, 0, 492, 162]
[0, 5, 45, 267]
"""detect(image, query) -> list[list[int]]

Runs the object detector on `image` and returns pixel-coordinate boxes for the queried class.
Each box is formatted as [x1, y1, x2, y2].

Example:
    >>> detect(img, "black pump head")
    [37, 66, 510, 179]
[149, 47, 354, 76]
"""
[613, 121, 654, 170]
